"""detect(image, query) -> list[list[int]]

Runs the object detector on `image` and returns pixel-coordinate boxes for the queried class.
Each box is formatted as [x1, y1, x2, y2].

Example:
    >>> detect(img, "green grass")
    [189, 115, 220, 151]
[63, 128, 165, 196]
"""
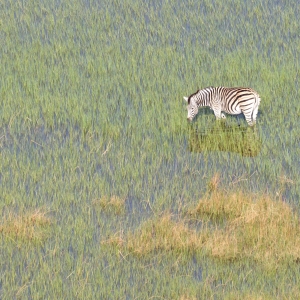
[1, 0, 300, 298]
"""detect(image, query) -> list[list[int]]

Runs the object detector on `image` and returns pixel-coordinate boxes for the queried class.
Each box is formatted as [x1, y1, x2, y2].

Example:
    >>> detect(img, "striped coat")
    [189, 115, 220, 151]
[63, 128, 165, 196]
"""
[183, 87, 261, 126]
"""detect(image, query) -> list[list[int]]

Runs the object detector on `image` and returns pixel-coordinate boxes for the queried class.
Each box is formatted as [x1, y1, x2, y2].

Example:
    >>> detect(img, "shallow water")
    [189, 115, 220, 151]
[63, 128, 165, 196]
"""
[1, 0, 300, 298]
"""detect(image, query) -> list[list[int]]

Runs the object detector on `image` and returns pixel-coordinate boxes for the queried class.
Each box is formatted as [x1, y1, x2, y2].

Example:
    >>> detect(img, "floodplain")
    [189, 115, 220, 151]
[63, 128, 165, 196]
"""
[1, 0, 300, 299]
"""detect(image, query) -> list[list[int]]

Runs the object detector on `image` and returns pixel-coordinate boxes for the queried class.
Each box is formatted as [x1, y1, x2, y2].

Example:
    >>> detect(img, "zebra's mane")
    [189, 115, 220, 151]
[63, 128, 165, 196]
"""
[188, 87, 215, 104]
[187, 90, 200, 104]
[202, 86, 215, 92]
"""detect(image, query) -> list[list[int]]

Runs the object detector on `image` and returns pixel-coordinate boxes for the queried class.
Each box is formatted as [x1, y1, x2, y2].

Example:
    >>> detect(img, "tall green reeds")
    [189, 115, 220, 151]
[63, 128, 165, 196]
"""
[0, 0, 299, 298]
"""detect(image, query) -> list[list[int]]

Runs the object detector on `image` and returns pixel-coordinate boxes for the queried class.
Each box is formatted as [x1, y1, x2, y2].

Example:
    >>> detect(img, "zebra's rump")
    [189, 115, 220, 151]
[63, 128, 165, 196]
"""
[218, 87, 260, 114]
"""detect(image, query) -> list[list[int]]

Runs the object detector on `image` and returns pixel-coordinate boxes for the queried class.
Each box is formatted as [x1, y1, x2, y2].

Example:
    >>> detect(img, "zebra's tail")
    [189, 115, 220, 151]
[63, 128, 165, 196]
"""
[256, 93, 261, 108]
[252, 92, 261, 124]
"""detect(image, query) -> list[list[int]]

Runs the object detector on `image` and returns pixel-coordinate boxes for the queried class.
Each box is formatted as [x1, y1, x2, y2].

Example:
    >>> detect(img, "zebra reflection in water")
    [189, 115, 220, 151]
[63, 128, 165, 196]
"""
[188, 123, 261, 157]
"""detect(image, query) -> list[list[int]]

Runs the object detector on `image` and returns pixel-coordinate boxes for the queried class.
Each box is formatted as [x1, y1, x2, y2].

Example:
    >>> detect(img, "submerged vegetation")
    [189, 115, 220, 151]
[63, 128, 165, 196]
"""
[188, 123, 262, 157]
[1, 0, 300, 298]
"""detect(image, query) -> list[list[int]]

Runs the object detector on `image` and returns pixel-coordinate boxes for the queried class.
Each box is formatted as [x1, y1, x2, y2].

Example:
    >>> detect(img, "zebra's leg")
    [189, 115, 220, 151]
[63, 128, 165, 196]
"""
[213, 109, 224, 120]
[240, 107, 255, 126]
[211, 108, 226, 118]
[244, 112, 254, 126]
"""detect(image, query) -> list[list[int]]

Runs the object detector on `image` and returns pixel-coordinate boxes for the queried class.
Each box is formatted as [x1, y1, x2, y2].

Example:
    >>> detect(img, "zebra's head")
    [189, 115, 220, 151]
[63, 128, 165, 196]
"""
[184, 96, 198, 121]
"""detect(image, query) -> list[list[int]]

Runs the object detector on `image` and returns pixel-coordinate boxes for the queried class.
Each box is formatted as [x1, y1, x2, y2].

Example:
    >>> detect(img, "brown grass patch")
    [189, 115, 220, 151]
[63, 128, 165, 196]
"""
[223, 293, 274, 300]
[191, 190, 251, 222]
[101, 231, 124, 247]
[115, 187, 300, 266]
[0, 209, 51, 241]
[93, 195, 126, 214]
[179, 295, 197, 300]
[126, 214, 208, 255]
[207, 172, 221, 192]
[203, 192, 300, 263]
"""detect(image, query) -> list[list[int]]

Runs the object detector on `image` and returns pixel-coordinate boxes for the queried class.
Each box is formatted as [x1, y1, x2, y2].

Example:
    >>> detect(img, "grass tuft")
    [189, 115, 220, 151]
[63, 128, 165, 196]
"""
[224, 293, 274, 300]
[191, 190, 252, 222]
[126, 214, 208, 256]
[93, 195, 126, 214]
[202, 191, 300, 264]
[207, 172, 221, 193]
[0, 209, 51, 241]
[179, 295, 197, 300]
[101, 231, 124, 247]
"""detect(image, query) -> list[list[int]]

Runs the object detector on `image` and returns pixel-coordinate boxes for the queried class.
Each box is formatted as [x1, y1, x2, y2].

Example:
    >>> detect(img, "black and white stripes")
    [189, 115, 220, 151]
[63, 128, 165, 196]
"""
[183, 87, 261, 126]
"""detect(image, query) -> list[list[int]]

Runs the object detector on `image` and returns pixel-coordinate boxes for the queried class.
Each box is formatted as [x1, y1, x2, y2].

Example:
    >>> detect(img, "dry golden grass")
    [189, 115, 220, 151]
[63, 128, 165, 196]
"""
[204, 192, 300, 264]
[179, 292, 274, 300]
[191, 190, 251, 222]
[115, 186, 300, 267]
[207, 172, 221, 192]
[179, 295, 197, 300]
[126, 214, 208, 255]
[0, 209, 51, 241]
[224, 293, 274, 300]
[101, 231, 124, 247]
[93, 195, 126, 214]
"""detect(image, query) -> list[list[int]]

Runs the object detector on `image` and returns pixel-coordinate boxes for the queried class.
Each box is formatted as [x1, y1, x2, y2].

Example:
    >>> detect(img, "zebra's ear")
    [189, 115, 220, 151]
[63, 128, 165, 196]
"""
[183, 96, 188, 102]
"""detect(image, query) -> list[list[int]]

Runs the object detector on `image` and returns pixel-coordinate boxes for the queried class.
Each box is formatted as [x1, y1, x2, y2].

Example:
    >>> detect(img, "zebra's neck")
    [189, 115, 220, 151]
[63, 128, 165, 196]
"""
[195, 88, 215, 107]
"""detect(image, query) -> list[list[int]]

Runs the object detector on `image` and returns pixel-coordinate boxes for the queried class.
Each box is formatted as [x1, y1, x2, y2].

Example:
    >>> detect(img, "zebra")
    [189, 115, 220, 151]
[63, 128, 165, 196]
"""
[183, 87, 261, 126]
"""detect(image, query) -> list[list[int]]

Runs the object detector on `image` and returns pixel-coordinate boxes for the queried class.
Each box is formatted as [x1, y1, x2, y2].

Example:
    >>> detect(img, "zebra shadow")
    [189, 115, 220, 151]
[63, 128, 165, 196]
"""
[188, 122, 262, 157]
